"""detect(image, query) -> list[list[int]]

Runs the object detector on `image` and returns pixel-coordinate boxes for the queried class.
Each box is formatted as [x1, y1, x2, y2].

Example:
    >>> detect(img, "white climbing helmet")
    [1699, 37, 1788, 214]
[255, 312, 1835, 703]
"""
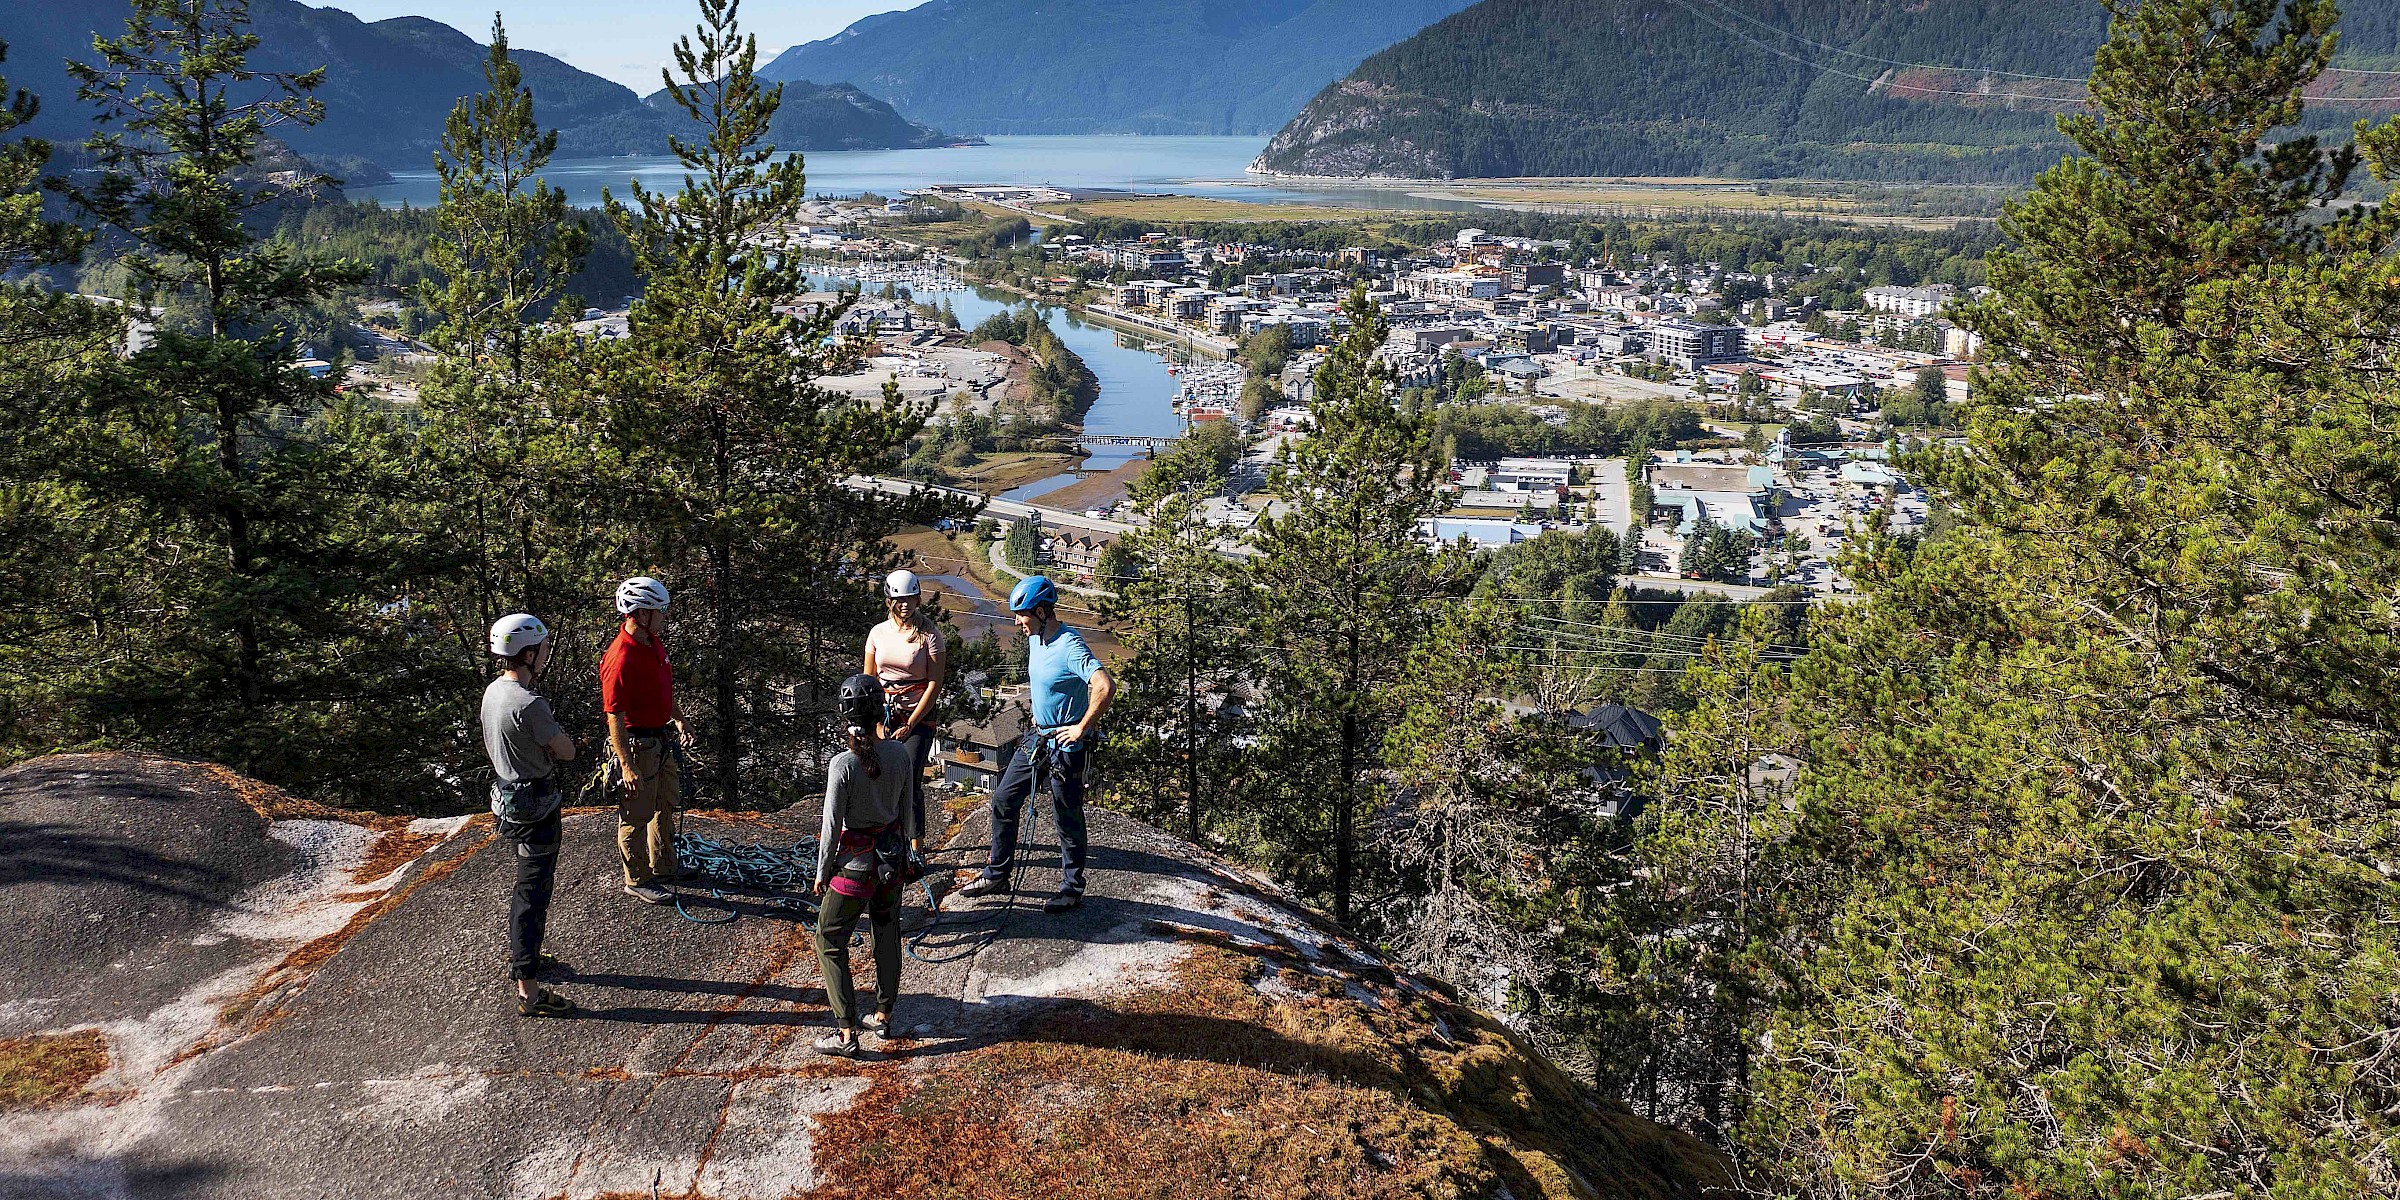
[488, 613, 549, 657]
[883, 569, 922, 599]
[615, 576, 671, 614]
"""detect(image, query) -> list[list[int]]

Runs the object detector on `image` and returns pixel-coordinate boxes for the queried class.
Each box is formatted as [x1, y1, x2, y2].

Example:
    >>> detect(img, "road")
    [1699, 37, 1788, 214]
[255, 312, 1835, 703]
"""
[1619, 574, 1779, 601]
[851, 476, 1775, 601]
[1588, 457, 1630, 533]
[845, 474, 1134, 538]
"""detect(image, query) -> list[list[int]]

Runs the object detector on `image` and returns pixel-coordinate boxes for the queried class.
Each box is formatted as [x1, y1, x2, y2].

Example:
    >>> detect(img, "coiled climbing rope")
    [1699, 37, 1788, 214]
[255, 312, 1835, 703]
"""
[668, 832, 822, 925]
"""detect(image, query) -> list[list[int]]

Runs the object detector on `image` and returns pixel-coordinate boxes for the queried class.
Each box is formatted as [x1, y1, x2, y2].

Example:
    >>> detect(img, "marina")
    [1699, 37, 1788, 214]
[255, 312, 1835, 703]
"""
[806, 264, 1194, 504]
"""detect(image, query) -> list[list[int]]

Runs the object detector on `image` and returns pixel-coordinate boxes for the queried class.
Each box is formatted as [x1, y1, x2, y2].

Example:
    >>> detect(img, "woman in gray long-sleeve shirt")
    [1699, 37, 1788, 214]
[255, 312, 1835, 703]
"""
[812, 674, 919, 1057]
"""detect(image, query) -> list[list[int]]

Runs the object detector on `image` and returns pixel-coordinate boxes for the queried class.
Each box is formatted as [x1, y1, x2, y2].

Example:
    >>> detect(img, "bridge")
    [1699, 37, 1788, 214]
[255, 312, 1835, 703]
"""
[1079, 435, 1181, 450]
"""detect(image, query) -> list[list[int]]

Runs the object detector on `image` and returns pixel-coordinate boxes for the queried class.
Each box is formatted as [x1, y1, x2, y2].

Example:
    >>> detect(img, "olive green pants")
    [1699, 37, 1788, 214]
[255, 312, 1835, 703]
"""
[814, 882, 902, 1031]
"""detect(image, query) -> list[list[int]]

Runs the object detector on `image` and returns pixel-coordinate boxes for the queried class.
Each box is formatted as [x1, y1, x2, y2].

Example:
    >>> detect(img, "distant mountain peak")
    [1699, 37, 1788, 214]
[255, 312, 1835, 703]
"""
[11, 0, 963, 166]
[1255, 0, 2400, 182]
[757, 0, 1485, 136]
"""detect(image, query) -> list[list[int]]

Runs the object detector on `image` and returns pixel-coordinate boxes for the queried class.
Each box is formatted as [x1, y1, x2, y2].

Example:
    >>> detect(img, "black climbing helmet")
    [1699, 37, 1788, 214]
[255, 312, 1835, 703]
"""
[837, 672, 883, 732]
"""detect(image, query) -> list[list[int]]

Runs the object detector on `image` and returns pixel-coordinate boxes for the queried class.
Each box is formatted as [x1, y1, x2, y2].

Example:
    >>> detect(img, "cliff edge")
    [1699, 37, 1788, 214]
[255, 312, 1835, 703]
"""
[0, 753, 1727, 1199]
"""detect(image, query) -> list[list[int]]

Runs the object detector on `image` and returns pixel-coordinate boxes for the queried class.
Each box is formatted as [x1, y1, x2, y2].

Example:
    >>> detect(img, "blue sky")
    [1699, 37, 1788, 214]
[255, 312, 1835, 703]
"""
[327, 0, 918, 90]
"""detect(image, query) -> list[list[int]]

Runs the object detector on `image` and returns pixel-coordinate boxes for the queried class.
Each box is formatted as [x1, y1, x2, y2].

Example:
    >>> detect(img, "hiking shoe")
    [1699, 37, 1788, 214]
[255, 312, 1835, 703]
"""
[623, 883, 674, 905]
[957, 876, 1006, 899]
[861, 1011, 891, 1034]
[812, 1034, 862, 1059]
[1043, 891, 1084, 914]
[516, 987, 575, 1019]
[899, 908, 935, 933]
[533, 952, 574, 979]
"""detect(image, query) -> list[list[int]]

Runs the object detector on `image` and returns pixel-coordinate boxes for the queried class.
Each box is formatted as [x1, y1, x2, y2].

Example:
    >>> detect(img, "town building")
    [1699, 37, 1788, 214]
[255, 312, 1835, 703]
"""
[1863, 285, 1956, 318]
[1648, 317, 1748, 371]
[1646, 459, 1777, 536]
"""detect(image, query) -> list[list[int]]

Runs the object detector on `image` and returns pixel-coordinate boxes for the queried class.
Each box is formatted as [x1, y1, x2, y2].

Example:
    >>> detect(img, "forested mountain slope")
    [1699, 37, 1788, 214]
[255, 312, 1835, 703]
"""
[758, 0, 1482, 135]
[1255, 0, 2400, 180]
[3, 1, 958, 167]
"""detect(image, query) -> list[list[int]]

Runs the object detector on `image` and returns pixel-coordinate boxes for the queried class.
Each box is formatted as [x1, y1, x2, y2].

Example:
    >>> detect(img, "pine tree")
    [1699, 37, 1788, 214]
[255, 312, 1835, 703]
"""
[596, 0, 937, 806]
[1606, 609, 1798, 1139]
[1248, 287, 1467, 926]
[1379, 600, 1537, 996]
[417, 18, 603, 702]
[23, 0, 459, 799]
[0, 39, 118, 759]
[1100, 485, 1255, 845]
[1644, 1, 2400, 1194]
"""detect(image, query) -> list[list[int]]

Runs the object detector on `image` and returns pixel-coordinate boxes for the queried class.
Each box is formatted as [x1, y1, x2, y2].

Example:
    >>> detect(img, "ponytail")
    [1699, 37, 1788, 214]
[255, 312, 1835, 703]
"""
[848, 725, 881, 779]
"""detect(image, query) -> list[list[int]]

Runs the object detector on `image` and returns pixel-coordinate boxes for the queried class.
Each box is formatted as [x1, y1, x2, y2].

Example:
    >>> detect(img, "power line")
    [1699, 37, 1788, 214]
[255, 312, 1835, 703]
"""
[1664, 0, 2089, 103]
[1676, 0, 2086, 83]
[1670, 0, 2400, 102]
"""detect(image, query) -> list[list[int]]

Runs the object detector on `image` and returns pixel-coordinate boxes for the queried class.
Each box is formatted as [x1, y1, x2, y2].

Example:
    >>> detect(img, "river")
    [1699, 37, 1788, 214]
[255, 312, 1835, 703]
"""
[809, 270, 1191, 503]
[346, 134, 1485, 213]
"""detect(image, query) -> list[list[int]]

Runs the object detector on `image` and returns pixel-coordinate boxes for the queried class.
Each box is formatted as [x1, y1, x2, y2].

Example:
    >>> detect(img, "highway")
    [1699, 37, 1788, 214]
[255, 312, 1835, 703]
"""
[843, 474, 1135, 537]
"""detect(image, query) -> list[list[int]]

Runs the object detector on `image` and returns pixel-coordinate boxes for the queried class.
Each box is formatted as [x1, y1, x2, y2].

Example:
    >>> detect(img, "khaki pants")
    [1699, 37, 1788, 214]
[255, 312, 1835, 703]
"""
[618, 739, 680, 886]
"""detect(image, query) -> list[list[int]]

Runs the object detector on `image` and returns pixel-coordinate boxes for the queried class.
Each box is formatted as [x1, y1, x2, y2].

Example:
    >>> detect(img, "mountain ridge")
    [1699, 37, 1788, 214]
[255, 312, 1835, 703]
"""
[757, 0, 1484, 136]
[4, 1, 962, 169]
[1255, 0, 2400, 181]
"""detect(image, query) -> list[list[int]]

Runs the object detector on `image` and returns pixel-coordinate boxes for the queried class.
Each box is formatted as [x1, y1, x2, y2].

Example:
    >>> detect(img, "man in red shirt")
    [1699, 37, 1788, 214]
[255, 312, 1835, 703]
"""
[602, 576, 694, 904]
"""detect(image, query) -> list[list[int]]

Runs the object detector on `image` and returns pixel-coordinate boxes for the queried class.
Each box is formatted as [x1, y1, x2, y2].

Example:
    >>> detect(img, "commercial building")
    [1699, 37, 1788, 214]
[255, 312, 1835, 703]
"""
[1648, 318, 1748, 371]
[1863, 285, 1956, 318]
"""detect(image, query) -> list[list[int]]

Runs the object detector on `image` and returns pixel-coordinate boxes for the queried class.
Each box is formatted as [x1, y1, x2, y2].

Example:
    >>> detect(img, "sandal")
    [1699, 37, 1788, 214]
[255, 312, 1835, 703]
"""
[812, 1033, 862, 1058]
[516, 987, 575, 1018]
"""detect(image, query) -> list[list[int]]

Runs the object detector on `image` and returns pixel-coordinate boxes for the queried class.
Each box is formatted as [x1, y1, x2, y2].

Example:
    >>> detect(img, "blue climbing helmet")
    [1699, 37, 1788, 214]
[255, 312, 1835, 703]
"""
[1008, 575, 1058, 614]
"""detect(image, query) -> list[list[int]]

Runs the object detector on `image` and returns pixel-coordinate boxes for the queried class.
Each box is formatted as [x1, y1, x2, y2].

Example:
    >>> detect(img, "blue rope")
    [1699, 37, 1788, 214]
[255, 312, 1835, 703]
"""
[904, 759, 1046, 965]
[669, 831, 823, 925]
[671, 830, 945, 939]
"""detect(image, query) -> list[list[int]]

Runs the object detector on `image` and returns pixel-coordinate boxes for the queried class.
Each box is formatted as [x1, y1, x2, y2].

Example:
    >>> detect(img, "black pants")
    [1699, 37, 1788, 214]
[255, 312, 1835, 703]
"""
[501, 809, 563, 981]
[982, 732, 1091, 895]
[894, 721, 935, 841]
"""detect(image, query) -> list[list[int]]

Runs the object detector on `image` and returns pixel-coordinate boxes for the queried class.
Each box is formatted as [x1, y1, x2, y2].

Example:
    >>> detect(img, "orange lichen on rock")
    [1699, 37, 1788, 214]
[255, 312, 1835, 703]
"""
[195, 759, 381, 825]
[351, 827, 453, 884]
[0, 1030, 111, 1111]
[807, 944, 1727, 1200]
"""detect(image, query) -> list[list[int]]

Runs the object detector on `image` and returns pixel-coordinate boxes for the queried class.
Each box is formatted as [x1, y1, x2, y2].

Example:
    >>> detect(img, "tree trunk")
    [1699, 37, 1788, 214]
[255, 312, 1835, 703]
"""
[1336, 707, 1355, 926]
[218, 393, 262, 710]
[1183, 587, 1200, 844]
[713, 529, 737, 807]
[712, 416, 738, 806]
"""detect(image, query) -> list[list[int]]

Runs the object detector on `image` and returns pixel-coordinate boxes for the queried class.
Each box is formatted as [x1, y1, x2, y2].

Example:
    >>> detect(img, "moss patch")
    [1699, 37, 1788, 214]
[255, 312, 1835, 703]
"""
[808, 943, 1729, 1200]
[0, 1030, 110, 1111]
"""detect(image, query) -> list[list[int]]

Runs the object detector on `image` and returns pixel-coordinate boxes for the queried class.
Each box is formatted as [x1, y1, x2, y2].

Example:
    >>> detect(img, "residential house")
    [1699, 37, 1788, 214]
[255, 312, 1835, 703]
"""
[937, 704, 1029, 793]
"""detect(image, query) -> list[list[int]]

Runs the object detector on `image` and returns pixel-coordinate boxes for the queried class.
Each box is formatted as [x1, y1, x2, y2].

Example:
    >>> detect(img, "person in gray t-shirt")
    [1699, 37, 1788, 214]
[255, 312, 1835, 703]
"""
[483, 676, 566, 786]
[483, 614, 578, 1018]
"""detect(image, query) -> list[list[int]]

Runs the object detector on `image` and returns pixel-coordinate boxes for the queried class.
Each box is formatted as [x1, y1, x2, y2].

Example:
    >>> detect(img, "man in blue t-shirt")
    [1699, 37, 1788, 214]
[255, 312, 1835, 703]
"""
[960, 575, 1115, 913]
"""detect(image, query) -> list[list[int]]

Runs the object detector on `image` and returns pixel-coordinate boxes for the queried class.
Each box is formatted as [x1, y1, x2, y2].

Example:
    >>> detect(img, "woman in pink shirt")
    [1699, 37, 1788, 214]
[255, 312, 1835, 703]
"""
[863, 570, 946, 854]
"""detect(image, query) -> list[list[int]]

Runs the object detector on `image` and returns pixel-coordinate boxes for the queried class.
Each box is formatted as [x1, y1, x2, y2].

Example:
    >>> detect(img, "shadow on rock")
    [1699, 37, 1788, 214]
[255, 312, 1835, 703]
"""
[0, 820, 233, 905]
